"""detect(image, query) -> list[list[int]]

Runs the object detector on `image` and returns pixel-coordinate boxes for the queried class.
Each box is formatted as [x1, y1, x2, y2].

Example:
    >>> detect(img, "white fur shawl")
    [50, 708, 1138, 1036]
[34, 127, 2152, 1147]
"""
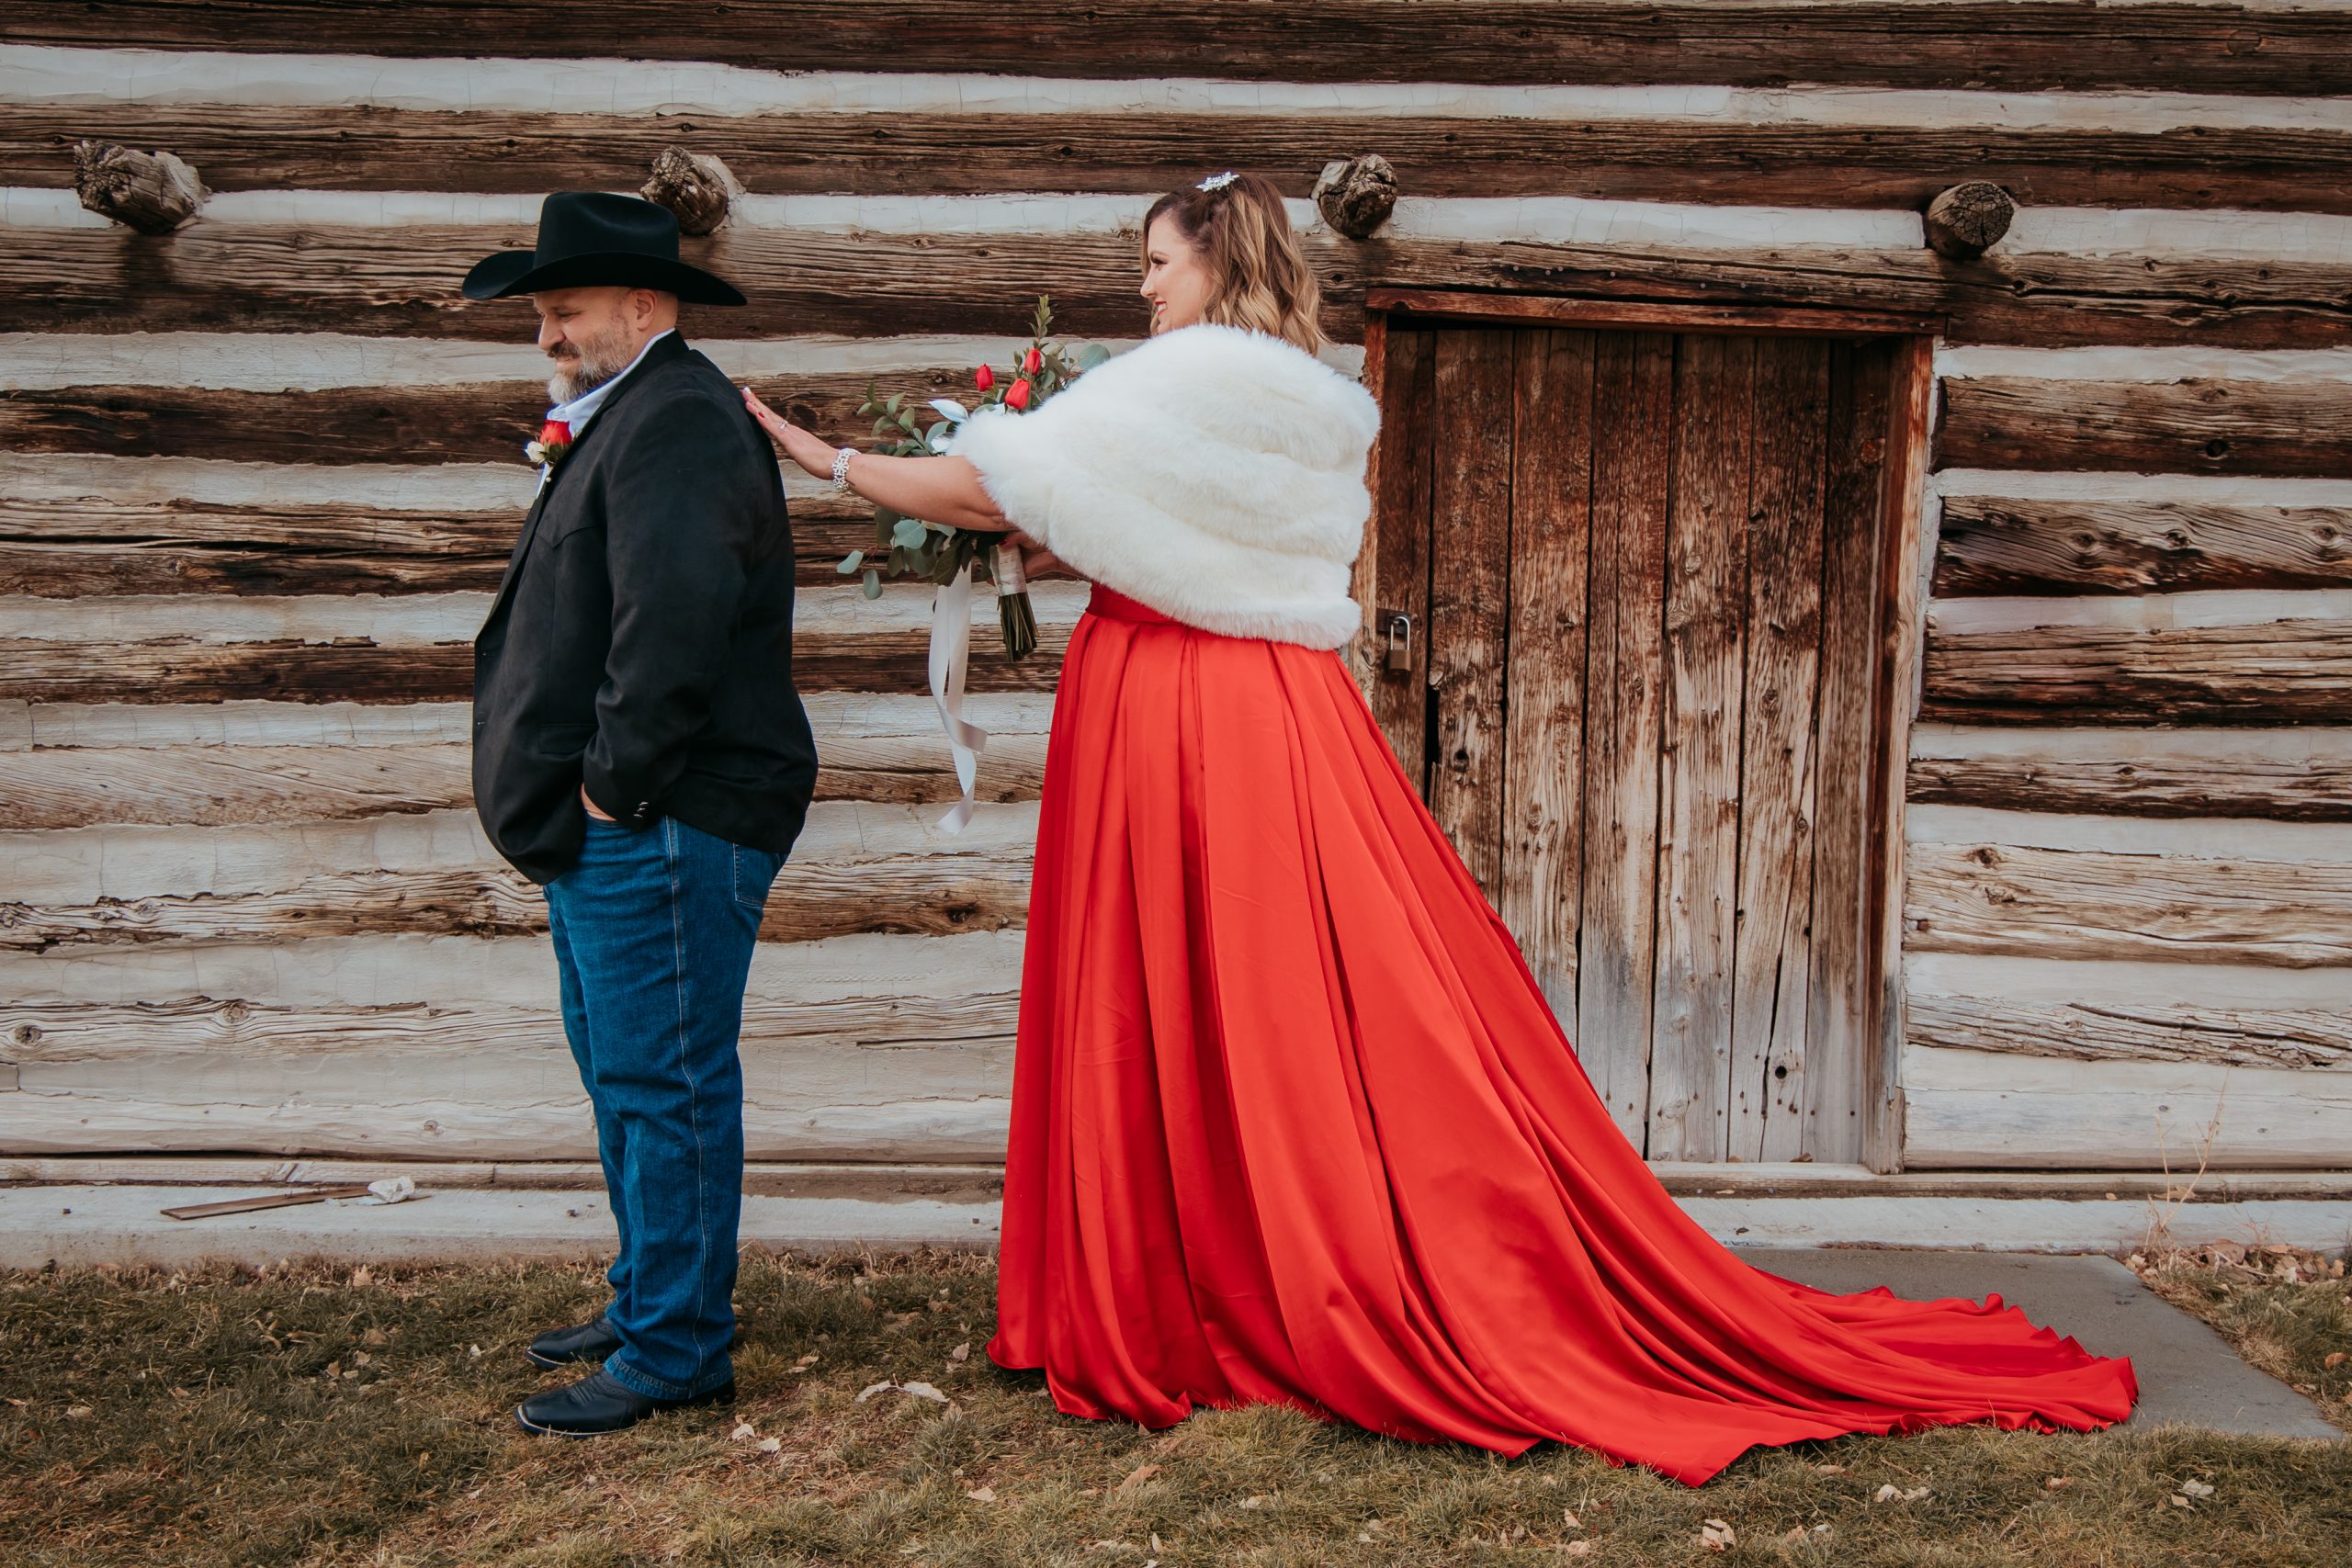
[945, 321, 1380, 649]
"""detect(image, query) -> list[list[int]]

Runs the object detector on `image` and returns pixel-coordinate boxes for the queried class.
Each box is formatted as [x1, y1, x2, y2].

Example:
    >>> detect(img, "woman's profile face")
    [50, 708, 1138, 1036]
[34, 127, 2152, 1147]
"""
[1141, 213, 1212, 335]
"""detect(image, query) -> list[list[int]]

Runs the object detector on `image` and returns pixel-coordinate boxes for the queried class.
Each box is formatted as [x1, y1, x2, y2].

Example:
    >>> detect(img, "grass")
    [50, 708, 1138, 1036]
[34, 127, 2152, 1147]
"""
[2131, 1241, 2352, 1433]
[3, 1248, 2346, 1568]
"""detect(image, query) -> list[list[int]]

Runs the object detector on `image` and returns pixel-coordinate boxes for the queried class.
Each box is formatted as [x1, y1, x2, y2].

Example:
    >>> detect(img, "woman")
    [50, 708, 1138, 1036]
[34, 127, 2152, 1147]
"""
[743, 172, 2136, 1485]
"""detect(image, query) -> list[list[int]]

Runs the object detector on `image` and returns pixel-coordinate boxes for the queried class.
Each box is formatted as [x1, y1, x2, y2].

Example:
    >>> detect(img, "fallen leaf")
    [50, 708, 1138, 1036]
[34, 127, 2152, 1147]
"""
[349, 1267, 373, 1287]
[1150, 1535, 1163, 1553]
[1874, 1483, 1900, 1503]
[793, 1353, 820, 1370]
[731, 1421, 757, 1441]
[1238, 1495, 1268, 1509]
[1783, 1526, 1809, 1542]
[966, 1484, 997, 1503]
[2325, 1352, 2346, 1370]
[758, 1437, 782, 1453]
[855, 1381, 895, 1404]
[1114, 1462, 1161, 1495]
[2171, 1495, 2191, 1508]
[362, 1327, 390, 1348]
[1815, 1462, 1847, 1475]
[64, 1405, 92, 1419]
[2045, 1476, 2073, 1491]
[1699, 1518, 1736, 1551]
[950, 1341, 971, 1363]
[1562, 1507, 1581, 1529]
[468, 1344, 481, 1359]
[2182, 1479, 2214, 1498]
[899, 1381, 950, 1403]
[1563, 1544, 1593, 1559]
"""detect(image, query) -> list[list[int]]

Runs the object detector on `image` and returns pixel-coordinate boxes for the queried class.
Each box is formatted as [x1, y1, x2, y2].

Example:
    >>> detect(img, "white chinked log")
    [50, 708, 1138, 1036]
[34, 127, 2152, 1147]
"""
[1902, 1048, 2352, 1170]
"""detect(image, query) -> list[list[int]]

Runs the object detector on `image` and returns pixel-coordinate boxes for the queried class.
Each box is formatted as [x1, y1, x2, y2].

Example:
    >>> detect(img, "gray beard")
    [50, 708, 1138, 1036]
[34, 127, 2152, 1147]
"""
[546, 335, 639, 405]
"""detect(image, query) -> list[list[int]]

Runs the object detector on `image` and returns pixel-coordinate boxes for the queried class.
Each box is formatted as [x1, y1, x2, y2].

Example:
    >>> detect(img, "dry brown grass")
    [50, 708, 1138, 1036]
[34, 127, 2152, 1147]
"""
[4, 1248, 2347, 1567]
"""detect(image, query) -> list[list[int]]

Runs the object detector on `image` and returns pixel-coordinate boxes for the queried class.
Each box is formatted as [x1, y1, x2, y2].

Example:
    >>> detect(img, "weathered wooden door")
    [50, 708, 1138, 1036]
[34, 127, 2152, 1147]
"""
[1365, 319, 1910, 1165]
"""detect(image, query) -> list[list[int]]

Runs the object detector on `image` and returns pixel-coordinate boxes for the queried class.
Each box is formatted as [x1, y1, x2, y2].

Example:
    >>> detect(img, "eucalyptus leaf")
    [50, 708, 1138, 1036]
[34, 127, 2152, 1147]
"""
[927, 398, 971, 424]
[861, 567, 882, 600]
[1078, 343, 1111, 370]
[837, 549, 865, 574]
[886, 392, 905, 415]
[891, 517, 928, 549]
[925, 422, 955, 454]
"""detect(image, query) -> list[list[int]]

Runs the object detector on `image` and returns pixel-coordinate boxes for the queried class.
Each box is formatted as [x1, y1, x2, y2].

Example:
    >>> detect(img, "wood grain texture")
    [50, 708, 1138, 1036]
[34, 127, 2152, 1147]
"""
[1906, 991, 2352, 1071]
[0, 729, 1047, 828]
[1920, 618, 2352, 724]
[1499, 328, 1594, 1039]
[1936, 378, 2352, 478]
[7, 224, 2352, 351]
[1905, 840, 2352, 968]
[1932, 496, 2352, 597]
[1424, 327, 1516, 897]
[5, 990, 1019, 1161]
[1900, 1050, 2352, 1170]
[0, 372, 972, 466]
[0, 625, 1070, 703]
[1906, 749, 2352, 822]
[1803, 340, 1895, 1168]
[11, 103, 2350, 212]
[0, 491, 886, 597]
[1576, 331, 1674, 1148]
[8, 3, 2343, 94]
[1363, 322, 1435, 784]
[1728, 336, 1828, 1163]
[1647, 333, 1752, 1161]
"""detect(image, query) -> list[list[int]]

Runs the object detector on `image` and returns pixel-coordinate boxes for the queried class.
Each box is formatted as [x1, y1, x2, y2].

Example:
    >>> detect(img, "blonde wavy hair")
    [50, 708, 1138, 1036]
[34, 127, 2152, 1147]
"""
[1142, 172, 1327, 355]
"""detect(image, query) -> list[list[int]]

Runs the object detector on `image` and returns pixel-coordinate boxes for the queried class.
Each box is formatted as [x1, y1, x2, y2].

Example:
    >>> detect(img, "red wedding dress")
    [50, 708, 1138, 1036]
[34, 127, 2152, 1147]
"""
[988, 583, 2137, 1486]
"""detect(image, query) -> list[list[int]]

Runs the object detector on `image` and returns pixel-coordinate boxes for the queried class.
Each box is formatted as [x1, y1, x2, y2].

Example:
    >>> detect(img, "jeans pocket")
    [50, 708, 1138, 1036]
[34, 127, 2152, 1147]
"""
[731, 842, 784, 912]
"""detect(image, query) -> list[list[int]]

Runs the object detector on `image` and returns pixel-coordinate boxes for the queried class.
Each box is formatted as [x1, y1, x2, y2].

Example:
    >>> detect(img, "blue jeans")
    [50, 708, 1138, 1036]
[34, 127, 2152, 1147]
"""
[544, 813, 784, 1400]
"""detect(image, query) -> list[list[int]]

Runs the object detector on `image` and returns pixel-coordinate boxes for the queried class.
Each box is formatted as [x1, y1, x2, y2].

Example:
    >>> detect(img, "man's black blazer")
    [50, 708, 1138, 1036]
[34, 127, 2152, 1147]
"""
[472, 332, 818, 885]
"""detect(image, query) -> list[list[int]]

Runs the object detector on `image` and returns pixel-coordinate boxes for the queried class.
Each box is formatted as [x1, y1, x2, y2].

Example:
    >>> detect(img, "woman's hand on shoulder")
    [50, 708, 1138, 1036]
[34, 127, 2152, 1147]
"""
[741, 385, 838, 479]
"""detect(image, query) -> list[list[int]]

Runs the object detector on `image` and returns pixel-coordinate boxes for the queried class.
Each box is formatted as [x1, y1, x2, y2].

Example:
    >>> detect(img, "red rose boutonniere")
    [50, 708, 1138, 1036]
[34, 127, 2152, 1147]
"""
[526, 418, 573, 470]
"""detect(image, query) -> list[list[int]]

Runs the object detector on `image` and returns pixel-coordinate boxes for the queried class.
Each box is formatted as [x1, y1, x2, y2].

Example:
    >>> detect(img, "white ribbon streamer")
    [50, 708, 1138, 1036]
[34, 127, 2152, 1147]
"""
[926, 565, 990, 835]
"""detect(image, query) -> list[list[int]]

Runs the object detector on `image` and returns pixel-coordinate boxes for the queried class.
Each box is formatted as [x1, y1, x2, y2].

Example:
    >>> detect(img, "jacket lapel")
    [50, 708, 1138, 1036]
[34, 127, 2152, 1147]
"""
[475, 333, 694, 639]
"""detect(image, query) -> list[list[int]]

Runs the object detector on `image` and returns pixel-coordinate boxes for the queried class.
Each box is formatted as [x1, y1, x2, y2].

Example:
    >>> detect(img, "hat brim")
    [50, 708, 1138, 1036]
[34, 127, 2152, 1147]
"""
[462, 248, 746, 306]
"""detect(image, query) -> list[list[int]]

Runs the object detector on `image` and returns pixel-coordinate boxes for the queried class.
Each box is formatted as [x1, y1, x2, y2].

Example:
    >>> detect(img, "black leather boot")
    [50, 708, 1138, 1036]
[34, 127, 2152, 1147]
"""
[526, 1314, 625, 1369]
[514, 1369, 735, 1437]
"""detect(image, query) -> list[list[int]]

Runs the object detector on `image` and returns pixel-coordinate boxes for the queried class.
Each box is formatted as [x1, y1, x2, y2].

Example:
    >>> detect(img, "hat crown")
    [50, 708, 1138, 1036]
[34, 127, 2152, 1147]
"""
[536, 191, 681, 267]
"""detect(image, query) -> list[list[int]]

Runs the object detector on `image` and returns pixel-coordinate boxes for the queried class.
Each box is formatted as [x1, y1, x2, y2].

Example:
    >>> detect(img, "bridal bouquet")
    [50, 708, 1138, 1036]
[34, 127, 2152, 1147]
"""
[840, 295, 1107, 660]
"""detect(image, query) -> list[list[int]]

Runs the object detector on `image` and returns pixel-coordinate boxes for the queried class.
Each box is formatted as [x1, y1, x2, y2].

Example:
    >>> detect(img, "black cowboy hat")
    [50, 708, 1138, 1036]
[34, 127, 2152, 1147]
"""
[462, 190, 745, 306]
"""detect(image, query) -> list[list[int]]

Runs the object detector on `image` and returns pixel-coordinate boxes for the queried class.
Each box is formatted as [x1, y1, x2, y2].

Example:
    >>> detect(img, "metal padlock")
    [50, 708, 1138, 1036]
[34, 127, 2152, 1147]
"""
[1383, 611, 1414, 672]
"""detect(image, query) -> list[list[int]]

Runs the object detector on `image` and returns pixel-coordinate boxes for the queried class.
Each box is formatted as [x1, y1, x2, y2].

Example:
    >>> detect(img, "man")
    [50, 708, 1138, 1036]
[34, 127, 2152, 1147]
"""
[463, 191, 818, 1436]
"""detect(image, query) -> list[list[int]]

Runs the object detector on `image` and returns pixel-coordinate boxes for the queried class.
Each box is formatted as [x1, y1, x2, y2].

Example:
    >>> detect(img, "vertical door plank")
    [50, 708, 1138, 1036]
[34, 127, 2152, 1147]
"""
[1577, 332, 1675, 1150]
[1427, 328, 1517, 897]
[1730, 337, 1830, 1162]
[1805, 339, 1896, 1166]
[1649, 333, 1753, 1163]
[1365, 324, 1438, 792]
[1500, 329, 1597, 1037]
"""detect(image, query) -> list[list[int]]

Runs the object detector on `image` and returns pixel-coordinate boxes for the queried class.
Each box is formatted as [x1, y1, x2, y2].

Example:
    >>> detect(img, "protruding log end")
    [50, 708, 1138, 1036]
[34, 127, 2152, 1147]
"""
[74, 140, 209, 234]
[1925, 182, 2017, 262]
[1313, 153, 1400, 241]
[641, 146, 743, 237]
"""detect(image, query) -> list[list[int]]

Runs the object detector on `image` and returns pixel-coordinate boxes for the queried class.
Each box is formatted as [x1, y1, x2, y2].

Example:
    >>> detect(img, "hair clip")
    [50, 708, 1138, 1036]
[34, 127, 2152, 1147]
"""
[1197, 171, 1238, 192]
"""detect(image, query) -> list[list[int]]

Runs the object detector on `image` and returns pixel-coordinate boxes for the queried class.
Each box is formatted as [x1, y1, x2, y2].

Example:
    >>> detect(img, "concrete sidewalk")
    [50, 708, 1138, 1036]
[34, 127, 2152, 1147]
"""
[1742, 1247, 2343, 1441]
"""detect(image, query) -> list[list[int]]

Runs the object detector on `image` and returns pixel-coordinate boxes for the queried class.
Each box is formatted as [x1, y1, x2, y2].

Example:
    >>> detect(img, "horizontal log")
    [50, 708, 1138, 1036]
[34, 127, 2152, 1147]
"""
[0, 728, 1046, 828]
[1906, 990, 2350, 1071]
[0, 492, 882, 596]
[6, 4, 2343, 94]
[3, 804, 1041, 950]
[0, 991, 1016, 1159]
[1904, 839, 2352, 967]
[9, 103, 2349, 212]
[1920, 618, 2352, 724]
[0, 625, 1070, 702]
[1906, 737, 2352, 821]
[0, 371, 974, 466]
[1936, 377, 2352, 478]
[1931, 495, 2352, 596]
[6, 222, 2351, 350]
[1900, 1049, 2352, 1170]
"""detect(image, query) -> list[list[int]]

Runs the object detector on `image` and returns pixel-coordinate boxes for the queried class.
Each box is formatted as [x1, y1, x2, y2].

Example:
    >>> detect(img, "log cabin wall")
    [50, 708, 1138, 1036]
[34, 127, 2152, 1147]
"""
[0, 2, 2346, 1179]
